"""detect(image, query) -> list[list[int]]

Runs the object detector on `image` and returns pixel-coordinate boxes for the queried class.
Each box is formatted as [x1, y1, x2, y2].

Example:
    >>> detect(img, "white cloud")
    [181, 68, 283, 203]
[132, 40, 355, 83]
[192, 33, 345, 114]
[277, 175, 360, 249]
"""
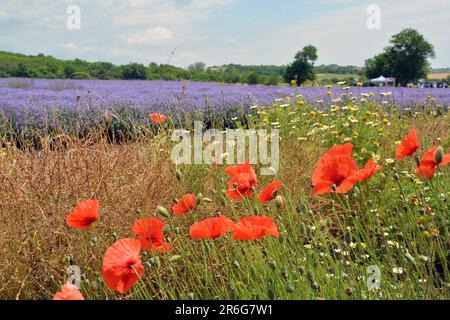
[123, 27, 173, 45]
[62, 42, 78, 50]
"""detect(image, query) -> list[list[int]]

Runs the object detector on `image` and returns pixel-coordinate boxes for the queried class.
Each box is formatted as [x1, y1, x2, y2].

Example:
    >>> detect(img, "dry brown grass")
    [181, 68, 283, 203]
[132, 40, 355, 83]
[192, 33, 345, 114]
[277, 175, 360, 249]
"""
[0, 136, 180, 299]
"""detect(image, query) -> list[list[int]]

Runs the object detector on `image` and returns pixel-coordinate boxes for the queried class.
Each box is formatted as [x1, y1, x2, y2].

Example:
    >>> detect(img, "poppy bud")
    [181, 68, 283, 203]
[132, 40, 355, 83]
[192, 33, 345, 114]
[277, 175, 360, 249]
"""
[135, 208, 142, 215]
[281, 270, 289, 280]
[250, 186, 256, 192]
[233, 261, 240, 268]
[299, 223, 307, 236]
[414, 155, 420, 167]
[163, 226, 170, 235]
[90, 236, 98, 247]
[275, 195, 283, 209]
[233, 182, 238, 188]
[298, 266, 305, 275]
[435, 147, 444, 165]
[268, 260, 277, 271]
[111, 232, 118, 242]
[271, 189, 279, 199]
[306, 270, 315, 282]
[196, 193, 203, 206]
[157, 206, 170, 218]
[173, 227, 180, 235]
[176, 169, 182, 182]
[203, 197, 213, 203]
[331, 184, 337, 192]
[345, 287, 353, 296]
[167, 267, 175, 274]
[187, 292, 194, 300]
[311, 281, 320, 291]
[153, 256, 161, 269]
[393, 173, 400, 182]
[286, 283, 295, 293]
[169, 255, 182, 262]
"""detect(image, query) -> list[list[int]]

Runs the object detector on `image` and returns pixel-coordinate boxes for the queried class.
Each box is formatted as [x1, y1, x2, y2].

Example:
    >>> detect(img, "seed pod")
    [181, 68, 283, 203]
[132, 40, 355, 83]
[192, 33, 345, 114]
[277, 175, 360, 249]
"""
[435, 147, 444, 165]
[157, 206, 170, 218]
[176, 169, 182, 182]
[275, 195, 283, 209]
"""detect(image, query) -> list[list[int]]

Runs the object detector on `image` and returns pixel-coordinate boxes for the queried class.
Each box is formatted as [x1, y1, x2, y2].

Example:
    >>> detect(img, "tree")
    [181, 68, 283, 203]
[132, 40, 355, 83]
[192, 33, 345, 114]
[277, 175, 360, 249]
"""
[246, 72, 260, 85]
[364, 29, 435, 85]
[284, 45, 318, 85]
[122, 63, 147, 80]
[188, 62, 206, 73]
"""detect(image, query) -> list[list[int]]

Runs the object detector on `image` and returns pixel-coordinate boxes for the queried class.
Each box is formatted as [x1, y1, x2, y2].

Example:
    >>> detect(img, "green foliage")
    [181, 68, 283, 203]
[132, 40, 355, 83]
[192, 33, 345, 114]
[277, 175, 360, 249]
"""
[122, 63, 148, 80]
[364, 29, 435, 85]
[284, 45, 318, 85]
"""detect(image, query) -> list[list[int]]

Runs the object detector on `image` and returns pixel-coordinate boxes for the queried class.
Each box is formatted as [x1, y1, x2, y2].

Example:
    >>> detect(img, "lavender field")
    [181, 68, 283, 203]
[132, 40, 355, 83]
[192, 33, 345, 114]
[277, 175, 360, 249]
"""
[0, 78, 449, 140]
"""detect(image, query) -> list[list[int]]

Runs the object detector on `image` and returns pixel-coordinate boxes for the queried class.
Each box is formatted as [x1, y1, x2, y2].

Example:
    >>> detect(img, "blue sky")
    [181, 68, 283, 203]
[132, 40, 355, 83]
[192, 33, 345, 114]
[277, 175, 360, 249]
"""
[0, 0, 449, 68]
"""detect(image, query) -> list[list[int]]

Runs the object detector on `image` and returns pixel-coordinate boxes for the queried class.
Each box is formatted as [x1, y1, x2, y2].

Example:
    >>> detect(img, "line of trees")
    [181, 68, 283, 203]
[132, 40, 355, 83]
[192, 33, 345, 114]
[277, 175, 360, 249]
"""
[0, 29, 445, 86]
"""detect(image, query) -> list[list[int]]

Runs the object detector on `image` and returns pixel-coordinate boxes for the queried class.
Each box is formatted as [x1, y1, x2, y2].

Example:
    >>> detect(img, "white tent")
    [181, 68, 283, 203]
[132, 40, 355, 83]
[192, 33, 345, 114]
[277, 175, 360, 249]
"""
[370, 76, 393, 83]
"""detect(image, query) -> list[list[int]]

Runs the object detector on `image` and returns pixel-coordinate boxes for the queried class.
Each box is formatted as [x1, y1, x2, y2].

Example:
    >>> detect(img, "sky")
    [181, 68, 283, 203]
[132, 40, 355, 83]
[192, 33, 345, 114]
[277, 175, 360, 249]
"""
[0, 0, 449, 68]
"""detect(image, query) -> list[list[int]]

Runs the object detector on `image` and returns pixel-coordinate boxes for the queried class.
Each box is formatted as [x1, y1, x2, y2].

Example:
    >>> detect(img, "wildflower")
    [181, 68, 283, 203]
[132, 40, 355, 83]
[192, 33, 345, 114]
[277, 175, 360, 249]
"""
[172, 194, 196, 216]
[132, 218, 171, 253]
[189, 216, 235, 239]
[232, 216, 279, 240]
[66, 200, 99, 230]
[395, 129, 420, 160]
[149, 113, 167, 124]
[53, 284, 84, 300]
[102, 238, 144, 294]
[226, 173, 255, 199]
[258, 181, 282, 204]
[225, 162, 258, 200]
[416, 147, 450, 179]
[311, 144, 360, 194]
[350, 159, 382, 183]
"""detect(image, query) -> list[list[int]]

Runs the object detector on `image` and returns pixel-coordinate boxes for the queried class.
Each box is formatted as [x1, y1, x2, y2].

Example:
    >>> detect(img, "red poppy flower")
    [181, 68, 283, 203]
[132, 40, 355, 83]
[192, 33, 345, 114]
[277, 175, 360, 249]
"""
[189, 215, 235, 239]
[102, 238, 144, 294]
[149, 113, 167, 123]
[226, 173, 255, 199]
[416, 147, 450, 179]
[66, 200, 99, 230]
[311, 144, 360, 195]
[259, 181, 282, 203]
[232, 216, 279, 240]
[225, 162, 258, 186]
[53, 284, 84, 300]
[171, 194, 196, 216]
[350, 159, 382, 183]
[132, 218, 170, 253]
[395, 129, 420, 160]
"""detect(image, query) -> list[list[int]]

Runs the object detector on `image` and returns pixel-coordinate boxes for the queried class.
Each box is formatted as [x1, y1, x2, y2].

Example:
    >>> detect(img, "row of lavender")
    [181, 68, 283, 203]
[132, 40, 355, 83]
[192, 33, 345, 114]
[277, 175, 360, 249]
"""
[0, 78, 449, 139]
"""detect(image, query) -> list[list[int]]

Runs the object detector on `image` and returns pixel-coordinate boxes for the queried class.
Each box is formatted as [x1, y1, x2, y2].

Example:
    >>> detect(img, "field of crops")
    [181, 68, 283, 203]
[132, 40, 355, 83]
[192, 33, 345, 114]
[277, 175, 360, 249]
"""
[0, 78, 449, 300]
[1, 78, 449, 139]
